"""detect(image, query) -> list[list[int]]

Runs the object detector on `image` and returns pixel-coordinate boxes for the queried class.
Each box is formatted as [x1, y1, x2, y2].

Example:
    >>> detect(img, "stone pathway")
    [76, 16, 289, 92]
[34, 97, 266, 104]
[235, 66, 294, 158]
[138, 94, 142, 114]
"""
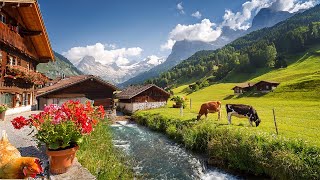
[0, 111, 95, 180]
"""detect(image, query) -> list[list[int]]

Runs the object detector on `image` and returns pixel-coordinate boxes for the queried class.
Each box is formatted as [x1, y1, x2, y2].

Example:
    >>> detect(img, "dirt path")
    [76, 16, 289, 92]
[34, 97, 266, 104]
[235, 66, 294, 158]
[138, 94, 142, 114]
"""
[0, 111, 95, 180]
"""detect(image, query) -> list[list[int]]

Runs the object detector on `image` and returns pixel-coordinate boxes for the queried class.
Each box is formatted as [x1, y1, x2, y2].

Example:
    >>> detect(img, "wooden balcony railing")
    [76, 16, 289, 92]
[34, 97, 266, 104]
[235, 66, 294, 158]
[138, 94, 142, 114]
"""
[0, 22, 37, 58]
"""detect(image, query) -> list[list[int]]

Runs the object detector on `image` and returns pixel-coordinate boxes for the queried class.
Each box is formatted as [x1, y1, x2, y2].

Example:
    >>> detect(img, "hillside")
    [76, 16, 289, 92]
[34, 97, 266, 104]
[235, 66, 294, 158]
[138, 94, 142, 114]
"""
[37, 51, 82, 79]
[141, 46, 320, 146]
[121, 7, 294, 87]
[148, 4, 320, 88]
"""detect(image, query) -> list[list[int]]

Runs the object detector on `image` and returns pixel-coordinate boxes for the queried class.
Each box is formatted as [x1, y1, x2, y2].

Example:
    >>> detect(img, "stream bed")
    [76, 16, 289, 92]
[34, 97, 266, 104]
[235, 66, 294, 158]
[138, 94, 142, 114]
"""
[110, 121, 240, 180]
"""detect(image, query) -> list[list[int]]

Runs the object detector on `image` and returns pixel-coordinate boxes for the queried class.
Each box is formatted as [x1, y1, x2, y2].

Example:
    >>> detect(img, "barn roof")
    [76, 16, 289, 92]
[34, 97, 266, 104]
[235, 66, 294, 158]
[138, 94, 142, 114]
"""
[36, 75, 118, 97]
[2, 0, 54, 62]
[255, 80, 280, 85]
[231, 82, 256, 90]
[116, 84, 170, 100]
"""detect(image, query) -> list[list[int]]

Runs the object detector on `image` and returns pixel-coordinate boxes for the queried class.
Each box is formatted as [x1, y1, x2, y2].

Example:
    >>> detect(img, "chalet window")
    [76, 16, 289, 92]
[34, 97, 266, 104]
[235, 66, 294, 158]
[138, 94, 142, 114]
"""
[22, 93, 28, 106]
[0, 14, 6, 24]
[0, 93, 13, 108]
[27, 94, 31, 105]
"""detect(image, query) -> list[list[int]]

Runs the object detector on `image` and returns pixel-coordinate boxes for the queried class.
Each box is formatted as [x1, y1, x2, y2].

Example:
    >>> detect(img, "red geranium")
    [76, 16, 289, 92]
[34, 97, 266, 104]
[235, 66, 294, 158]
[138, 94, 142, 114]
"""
[11, 116, 30, 129]
[11, 100, 106, 150]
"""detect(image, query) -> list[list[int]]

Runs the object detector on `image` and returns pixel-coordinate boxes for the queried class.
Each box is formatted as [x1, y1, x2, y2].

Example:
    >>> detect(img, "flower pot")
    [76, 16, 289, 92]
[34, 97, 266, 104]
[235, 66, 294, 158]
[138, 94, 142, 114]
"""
[46, 145, 79, 174]
[0, 111, 6, 121]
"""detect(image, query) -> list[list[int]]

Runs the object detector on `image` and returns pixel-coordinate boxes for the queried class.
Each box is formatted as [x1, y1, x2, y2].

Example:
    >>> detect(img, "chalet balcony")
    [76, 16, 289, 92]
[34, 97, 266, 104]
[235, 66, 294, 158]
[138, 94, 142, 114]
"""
[0, 22, 37, 58]
[0, 65, 48, 88]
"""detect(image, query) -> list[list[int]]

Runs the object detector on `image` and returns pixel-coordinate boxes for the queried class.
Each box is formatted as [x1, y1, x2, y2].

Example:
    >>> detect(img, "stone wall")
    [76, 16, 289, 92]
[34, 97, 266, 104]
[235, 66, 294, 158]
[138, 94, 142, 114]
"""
[118, 101, 167, 113]
[38, 97, 91, 110]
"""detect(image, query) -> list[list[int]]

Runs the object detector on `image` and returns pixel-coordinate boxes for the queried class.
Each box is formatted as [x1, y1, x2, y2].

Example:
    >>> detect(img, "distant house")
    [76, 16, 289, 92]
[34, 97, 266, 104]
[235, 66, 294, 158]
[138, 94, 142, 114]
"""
[36, 75, 118, 110]
[232, 80, 280, 94]
[232, 82, 256, 95]
[116, 84, 170, 113]
[254, 80, 280, 93]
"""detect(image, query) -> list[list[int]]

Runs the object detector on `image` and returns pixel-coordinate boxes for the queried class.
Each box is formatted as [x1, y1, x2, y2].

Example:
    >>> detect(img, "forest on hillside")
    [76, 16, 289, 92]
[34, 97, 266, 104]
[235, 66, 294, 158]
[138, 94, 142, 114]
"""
[147, 5, 320, 89]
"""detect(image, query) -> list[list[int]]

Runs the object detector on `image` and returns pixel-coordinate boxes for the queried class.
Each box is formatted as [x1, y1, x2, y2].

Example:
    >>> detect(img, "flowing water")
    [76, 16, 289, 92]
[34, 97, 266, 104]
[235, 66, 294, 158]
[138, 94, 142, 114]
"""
[110, 121, 240, 180]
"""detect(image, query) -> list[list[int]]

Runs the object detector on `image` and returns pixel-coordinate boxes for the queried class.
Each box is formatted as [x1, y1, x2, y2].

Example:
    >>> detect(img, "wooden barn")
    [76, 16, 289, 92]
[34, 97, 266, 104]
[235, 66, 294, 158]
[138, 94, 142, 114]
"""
[36, 75, 118, 110]
[254, 80, 280, 93]
[232, 82, 256, 95]
[116, 84, 170, 113]
[0, 0, 54, 115]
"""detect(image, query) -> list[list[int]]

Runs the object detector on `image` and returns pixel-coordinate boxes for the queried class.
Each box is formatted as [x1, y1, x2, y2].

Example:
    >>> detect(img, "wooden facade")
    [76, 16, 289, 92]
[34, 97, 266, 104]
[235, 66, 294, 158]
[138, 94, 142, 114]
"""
[254, 81, 280, 92]
[116, 84, 170, 113]
[36, 75, 118, 110]
[0, 1, 53, 114]
[232, 81, 280, 94]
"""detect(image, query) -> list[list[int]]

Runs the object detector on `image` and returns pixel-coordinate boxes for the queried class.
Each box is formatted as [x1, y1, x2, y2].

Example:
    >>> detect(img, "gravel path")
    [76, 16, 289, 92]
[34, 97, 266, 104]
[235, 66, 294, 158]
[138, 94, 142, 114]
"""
[0, 111, 95, 180]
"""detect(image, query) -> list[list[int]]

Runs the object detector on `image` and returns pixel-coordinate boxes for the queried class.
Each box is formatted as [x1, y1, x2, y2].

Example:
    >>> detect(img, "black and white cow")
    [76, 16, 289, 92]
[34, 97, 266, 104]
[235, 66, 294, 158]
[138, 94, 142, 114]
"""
[226, 104, 261, 127]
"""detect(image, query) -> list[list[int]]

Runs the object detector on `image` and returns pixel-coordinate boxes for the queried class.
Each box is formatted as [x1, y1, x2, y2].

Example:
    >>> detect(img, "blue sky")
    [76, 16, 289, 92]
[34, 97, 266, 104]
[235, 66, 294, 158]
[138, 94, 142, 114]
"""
[38, 0, 318, 66]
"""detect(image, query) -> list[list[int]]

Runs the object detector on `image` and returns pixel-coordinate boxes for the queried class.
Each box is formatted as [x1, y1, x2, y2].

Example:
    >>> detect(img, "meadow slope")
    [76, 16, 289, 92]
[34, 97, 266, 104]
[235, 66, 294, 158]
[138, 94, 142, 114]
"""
[141, 48, 320, 146]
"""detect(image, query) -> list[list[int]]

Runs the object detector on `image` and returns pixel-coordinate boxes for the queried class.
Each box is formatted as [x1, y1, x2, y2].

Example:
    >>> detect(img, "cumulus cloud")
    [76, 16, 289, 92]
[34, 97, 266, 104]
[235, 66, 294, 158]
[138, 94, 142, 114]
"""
[221, 0, 318, 30]
[63, 43, 143, 65]
[161, 39, 176, 51]
[161, 19, 222, 50]
[177, 2, 185, 14]
[222, 0, 272, 30]
[270, 0, 317, 13]
[145, 55, 164, 65]
[191, 11, 202, 19]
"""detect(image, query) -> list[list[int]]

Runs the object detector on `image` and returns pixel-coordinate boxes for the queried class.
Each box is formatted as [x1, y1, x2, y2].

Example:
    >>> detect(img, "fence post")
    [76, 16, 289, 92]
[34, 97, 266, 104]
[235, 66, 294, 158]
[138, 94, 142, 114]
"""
[273, 108, 279, 135]
[180, 106, 183, 116]
[190, 98, 192, 110]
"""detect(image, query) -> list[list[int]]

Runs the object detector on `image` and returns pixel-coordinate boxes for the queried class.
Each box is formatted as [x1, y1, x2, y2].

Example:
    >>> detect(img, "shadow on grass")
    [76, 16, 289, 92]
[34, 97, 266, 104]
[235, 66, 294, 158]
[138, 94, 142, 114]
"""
[223, 95, 235, 100]
[235, 91, 267, 99]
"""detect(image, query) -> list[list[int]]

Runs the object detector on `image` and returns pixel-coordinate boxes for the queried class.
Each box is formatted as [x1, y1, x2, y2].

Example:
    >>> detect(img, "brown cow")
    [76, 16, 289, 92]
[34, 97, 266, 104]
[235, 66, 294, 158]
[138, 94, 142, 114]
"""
[197, 101, 221, 120]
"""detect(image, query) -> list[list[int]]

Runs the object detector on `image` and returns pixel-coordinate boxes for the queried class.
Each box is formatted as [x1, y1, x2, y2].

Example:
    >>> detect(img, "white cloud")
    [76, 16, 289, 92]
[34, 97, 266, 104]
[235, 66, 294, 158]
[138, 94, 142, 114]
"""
[161, 39, 176, 51]
[145, 55, 164, 65]
[161, 19, 222, 50]
[221, 0, 318, 30]
[177, 2, 185, 14]
[63, 43, 143, 65]
[222, 0, 272, 30]
[191, 11, 202, 19]
[270, 0, 317, 13]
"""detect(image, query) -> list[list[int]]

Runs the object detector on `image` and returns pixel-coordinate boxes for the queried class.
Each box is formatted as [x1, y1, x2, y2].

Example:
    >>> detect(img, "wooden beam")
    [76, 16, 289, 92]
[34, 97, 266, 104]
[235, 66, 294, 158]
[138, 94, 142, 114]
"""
[0, 0, 35, 3]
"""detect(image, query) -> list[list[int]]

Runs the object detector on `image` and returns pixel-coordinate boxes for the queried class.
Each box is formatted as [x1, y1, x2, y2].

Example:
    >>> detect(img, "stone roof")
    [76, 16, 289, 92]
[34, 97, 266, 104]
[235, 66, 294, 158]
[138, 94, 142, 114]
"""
[116, 84, 170, 100]
[36, 75, 118, 97]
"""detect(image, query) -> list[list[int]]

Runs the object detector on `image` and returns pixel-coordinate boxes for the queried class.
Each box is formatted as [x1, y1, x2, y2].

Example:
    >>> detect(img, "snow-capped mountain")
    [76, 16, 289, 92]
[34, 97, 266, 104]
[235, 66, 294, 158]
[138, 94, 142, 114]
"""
[75, 55, 165, 84]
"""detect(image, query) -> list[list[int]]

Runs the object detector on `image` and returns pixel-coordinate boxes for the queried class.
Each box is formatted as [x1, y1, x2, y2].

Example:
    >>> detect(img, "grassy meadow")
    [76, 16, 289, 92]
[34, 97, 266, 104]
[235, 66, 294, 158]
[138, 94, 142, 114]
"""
[132, 49, 320, 179]
[142, 50, 320, 146]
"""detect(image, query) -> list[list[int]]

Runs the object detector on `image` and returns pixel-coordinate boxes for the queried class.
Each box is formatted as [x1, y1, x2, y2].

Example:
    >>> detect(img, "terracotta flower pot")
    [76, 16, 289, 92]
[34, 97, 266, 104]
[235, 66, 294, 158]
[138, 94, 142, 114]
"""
[46, 145, 79, 174]
[0, 111, 6, 121]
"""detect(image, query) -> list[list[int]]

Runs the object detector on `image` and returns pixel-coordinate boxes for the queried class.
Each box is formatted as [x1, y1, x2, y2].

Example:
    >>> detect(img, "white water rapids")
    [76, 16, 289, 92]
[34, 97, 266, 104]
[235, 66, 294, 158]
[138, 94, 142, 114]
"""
[110, 121, 240, 180]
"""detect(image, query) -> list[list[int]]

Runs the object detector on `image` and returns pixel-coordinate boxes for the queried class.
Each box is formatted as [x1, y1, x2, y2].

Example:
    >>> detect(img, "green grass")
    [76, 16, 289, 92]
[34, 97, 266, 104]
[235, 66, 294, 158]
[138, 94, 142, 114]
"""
[143, 49, 320, 146]
[132, 48, 320, 179]
[77, 121, 134, 180]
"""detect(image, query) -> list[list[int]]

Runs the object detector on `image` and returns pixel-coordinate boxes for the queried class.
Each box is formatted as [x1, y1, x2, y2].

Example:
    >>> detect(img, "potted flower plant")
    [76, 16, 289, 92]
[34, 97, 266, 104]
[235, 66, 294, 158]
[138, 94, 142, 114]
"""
[11, 100, 105, 174]
[0, 104, 8, 121]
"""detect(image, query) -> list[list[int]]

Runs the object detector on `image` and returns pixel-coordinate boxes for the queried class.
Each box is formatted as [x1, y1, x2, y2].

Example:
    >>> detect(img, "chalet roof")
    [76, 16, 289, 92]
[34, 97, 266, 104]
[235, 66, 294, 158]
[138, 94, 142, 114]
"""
[255, 80, 280, 85]
[231, 82, 256, 90]
[36, 75, 118, 97]
[2, 0, 54, 62]
[116, 84, 170, 100]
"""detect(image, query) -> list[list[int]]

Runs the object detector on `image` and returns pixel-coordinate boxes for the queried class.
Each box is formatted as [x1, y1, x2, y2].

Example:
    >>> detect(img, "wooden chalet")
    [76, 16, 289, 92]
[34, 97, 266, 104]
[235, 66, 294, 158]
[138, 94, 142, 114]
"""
[36, 75, 118, 110]
[116, 84, 170, 113]
[0, 0, 54, 115]
[254, 80, 280, 92]
[232, 80, 280, 94]
[232, 82, 256, 95]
